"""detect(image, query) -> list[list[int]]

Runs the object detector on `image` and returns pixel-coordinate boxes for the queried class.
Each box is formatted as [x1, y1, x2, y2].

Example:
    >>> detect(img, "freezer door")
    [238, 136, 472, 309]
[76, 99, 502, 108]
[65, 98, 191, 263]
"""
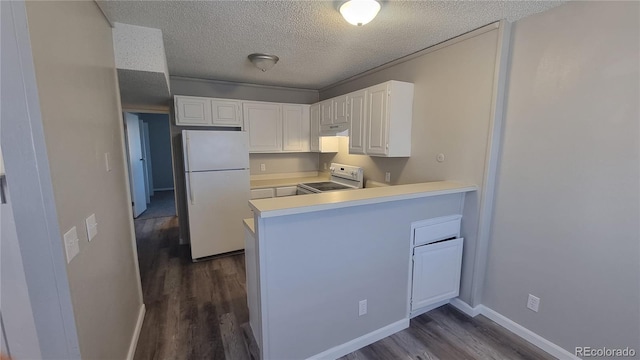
[186, 169, 251, 259]
[183, 130, 249, 172]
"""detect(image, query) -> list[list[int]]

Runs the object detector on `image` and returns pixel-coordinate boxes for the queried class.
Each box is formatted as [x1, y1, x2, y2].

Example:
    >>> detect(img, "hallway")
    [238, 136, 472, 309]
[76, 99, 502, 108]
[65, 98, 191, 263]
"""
[136, 190, 176, 220]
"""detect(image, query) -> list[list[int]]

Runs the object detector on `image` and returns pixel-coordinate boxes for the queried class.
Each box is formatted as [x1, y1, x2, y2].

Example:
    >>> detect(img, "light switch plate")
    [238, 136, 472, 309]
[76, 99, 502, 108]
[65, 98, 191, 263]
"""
[64, 226, 80, 263]
[85, 214, 98, 241]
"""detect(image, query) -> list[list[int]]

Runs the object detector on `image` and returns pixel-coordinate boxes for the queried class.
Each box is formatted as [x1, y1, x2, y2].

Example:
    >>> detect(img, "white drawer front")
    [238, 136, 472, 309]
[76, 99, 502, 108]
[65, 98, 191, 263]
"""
[275, 186, 298, 197]
[413, 215, 461, 246]
[250, 188, 275, 199]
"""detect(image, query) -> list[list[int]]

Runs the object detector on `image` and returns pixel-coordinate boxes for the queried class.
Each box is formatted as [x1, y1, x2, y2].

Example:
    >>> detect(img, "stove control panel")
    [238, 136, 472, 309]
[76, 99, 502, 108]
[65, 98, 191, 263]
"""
[330, 163, 364, 187]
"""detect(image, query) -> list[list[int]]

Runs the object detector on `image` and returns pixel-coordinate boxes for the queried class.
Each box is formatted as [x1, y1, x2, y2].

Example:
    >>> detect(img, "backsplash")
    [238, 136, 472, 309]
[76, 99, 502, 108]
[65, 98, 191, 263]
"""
[249, 152, 320, 175]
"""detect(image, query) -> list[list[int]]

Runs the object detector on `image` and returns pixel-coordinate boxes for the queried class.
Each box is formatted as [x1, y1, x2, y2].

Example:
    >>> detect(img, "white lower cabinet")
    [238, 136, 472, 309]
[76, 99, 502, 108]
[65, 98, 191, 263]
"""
[411, 238, 463, 311]
[410, 215, 463, 314]
[250, 188, 275, 200]
[275, 186, 297, 197]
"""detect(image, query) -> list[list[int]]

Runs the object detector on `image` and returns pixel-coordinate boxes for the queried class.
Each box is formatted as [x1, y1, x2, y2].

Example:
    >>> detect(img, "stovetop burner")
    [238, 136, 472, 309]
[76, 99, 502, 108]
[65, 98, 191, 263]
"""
[301, 181, 353, 192]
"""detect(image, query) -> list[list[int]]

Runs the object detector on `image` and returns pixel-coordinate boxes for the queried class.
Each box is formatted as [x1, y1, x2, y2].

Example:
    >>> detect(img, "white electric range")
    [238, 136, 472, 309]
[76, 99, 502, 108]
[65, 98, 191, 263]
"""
[297, 163, 364, 195]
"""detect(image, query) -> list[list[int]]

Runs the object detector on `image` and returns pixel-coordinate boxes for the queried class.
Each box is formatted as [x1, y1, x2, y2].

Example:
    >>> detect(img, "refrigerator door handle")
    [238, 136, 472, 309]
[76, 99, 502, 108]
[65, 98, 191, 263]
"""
[185, 133, 195, 204]
[187, 171, 194, 205]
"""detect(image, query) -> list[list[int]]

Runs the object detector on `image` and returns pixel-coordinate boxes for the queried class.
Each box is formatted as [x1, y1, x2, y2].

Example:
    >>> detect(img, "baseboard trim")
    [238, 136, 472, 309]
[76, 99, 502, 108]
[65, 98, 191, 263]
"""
[479, 306, 579, 360]
[306, 319, 409, 360]
[126, 304, 146, 360]
[449, 298, 482, 317]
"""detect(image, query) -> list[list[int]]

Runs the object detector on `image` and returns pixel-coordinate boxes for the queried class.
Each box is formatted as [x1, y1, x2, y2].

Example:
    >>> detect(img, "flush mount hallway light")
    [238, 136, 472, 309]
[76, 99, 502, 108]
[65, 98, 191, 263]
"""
[340, 0, 381, 26]
[248, 53, 279, 72]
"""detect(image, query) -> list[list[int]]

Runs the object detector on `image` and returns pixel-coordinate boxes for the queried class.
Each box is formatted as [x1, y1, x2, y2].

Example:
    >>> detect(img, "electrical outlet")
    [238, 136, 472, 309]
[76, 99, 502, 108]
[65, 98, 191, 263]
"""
[527, 294, 540, 312]
[385, 172, 391, 182]
[359, 299, 367, 316]
[260, 163, 266, 172]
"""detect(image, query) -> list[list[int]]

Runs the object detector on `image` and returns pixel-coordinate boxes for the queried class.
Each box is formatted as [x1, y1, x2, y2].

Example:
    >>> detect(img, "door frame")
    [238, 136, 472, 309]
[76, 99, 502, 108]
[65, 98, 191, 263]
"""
[121, 108, 177, 217]
[1, 1, 80, 357]
[123, 112, 148, 218]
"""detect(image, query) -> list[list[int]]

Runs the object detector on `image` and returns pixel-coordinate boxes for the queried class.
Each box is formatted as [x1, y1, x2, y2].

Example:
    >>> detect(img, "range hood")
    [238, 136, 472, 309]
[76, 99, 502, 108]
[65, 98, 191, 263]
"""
[320, 125, 349, 137]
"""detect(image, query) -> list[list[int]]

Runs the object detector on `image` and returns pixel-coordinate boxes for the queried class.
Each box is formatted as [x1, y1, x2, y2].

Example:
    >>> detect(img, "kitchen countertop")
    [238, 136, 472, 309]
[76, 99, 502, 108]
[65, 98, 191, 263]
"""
[243, 218, 255, 235]
[250, 175, 330, 189]
[249, 181, 477, 218]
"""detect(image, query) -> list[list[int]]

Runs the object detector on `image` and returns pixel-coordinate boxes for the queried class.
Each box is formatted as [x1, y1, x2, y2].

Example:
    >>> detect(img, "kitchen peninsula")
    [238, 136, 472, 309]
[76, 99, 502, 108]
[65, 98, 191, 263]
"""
[245, 181, 477, 359]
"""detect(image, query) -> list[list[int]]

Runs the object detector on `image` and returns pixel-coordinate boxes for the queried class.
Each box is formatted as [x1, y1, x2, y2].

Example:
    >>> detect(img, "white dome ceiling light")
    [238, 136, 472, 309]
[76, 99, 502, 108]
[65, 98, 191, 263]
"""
[248, 53, 279, 72]
[339, 0, 381, 26]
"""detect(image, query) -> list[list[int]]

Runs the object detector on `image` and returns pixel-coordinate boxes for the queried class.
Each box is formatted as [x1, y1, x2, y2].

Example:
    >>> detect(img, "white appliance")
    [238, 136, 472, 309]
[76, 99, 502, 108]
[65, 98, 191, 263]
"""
[183, 130, 251, 260]
[297, 163, 364, 194]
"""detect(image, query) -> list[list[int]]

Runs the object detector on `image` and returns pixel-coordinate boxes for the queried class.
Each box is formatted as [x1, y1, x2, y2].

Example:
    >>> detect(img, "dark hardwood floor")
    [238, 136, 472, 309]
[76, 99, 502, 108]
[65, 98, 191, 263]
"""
[133, 216, 555, 360]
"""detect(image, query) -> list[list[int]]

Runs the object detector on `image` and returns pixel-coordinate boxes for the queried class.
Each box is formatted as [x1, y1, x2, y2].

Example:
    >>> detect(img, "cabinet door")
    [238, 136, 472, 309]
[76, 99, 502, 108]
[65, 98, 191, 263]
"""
[175, 96, 211, 125]
[282, 105, 304, 152]
[333, 95, 348, 125]
[309, 104, 320, 152]
[275, 186, 297, 197]
[411, 238, 464, 311]
[320, 100, 333, 126]
[244, 102, 282, 153]
[250, 188, 275, 199]
[348, 89, 367, 154]
[366, 83, 389, 155]
[211, 99, 242, 127]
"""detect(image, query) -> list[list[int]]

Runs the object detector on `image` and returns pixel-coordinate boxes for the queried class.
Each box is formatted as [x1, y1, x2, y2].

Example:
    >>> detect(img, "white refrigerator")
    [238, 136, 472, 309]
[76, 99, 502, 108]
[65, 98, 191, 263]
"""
[182, 130, 251, 260]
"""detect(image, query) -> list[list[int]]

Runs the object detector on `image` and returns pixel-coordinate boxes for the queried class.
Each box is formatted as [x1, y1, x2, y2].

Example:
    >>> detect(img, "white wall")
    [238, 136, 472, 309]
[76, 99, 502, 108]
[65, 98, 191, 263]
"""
[483, 1, 639, 354]
[319, 27, 501, 305]
[25, 1, 143, 358]
[249, 153, 319, 175]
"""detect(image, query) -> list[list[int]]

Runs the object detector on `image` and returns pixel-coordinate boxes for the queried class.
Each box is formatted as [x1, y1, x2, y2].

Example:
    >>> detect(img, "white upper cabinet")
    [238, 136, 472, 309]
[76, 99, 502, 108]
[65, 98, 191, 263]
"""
[347, 89, 367, 155]
[310, 104, 321, 152]
[333, 95, 348, 125]
[175, 96, 211, 126]
[310, 103, 338, 153]
[244, 102, 282, 153]
[175, 95, 243, 128]
[211, 99, 242, 127]
[282, 105, 310, 152]
[313, 80, 413, 156]
[365, 83, 389, 156]
[245, 102, 310, 153]
[320, 96, 348, 135]
[320, 100, 333, 127]
[365, 81, 413, 157]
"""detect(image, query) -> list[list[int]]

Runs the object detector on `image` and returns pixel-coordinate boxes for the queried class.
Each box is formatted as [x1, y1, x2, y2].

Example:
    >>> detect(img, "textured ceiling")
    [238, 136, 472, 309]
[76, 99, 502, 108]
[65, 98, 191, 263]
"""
[98, 0, 563, 90]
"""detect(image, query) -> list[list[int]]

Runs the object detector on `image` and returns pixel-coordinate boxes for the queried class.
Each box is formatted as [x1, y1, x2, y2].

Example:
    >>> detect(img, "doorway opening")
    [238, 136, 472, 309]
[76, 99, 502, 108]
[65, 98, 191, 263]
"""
[123, 112, 177, 220]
